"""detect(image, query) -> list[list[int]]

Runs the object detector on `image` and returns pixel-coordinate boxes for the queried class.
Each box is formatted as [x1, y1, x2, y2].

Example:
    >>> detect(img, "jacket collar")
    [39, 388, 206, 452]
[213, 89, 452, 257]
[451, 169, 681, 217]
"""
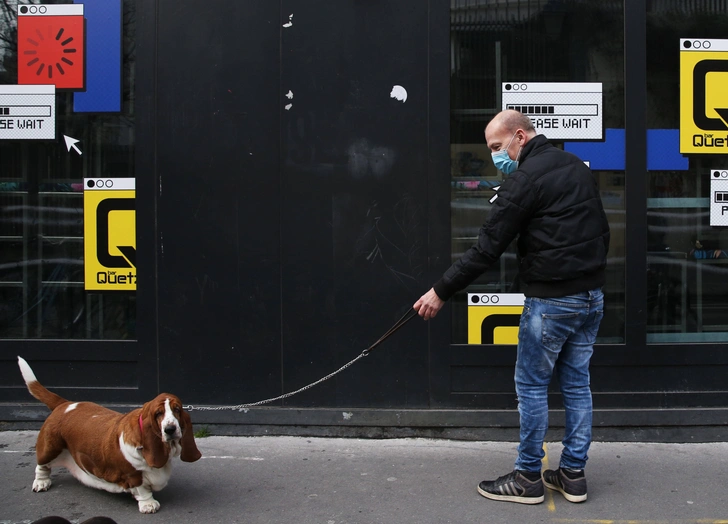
[518, 134, 550, 164]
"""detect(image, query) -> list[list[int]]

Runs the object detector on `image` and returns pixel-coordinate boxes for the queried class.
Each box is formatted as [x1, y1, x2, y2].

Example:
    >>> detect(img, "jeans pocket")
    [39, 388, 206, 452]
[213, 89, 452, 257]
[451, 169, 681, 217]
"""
[542, 312, 581, 351]
[584, 309, 604, 340]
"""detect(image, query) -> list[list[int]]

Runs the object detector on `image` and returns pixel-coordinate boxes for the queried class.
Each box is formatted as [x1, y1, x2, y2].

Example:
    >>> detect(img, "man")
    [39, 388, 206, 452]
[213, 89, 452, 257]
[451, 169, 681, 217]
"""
[414, 110, 610, 505]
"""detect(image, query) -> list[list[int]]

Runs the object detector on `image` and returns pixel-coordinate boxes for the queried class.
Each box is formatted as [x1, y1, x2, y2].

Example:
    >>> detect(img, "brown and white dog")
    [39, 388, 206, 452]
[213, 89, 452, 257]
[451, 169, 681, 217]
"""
[17, 356, 202, 514]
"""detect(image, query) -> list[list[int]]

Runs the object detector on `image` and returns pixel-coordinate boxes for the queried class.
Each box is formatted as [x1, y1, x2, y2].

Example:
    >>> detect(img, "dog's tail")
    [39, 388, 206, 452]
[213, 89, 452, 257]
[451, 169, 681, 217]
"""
[17, 356, 68, 411]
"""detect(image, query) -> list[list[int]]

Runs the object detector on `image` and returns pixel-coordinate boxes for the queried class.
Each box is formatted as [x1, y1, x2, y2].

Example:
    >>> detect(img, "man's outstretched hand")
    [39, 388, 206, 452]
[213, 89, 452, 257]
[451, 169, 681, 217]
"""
[413, 288, 445, 320]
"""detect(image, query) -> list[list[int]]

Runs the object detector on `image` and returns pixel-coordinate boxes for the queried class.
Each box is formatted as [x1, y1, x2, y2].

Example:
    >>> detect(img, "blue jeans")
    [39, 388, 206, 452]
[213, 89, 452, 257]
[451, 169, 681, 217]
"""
[513, 288, 604, 473]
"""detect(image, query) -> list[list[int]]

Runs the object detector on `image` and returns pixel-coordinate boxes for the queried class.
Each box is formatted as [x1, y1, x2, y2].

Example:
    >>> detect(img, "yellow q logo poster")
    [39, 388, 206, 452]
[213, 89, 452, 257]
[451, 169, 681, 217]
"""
[467, 293, 525, 345]
[84, 178, 136, 291]
[680, 39, 728, 154]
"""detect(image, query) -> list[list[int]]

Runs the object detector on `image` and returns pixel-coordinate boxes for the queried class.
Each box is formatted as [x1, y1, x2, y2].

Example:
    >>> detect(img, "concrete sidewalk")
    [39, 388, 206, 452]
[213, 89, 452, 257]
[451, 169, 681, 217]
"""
[2, 431, 728, 524]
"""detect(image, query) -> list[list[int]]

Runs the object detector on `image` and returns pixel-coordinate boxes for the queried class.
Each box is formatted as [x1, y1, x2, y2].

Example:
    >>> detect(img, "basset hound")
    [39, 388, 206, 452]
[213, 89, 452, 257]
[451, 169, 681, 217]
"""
[17, 356, 202, 514]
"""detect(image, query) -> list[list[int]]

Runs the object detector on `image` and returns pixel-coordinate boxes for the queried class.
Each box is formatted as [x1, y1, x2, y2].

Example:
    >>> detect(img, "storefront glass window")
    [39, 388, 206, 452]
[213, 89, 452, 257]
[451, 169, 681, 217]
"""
[450, 0, 626, 344]
[646, 3, 728, 343]
[0, 0, 136, 339]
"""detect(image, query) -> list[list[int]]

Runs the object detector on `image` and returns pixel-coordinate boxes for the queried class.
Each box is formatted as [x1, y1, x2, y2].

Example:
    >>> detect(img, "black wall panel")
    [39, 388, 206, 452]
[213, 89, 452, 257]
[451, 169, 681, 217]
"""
[153, 1, 435, 408]
[155, 1, 283, 404]
[279, 1, 431, 407]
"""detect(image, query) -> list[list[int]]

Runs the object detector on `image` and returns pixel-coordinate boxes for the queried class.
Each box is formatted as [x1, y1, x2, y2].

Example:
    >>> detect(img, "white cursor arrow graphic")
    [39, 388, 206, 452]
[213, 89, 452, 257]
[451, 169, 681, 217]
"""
[63, 135, 82, 155]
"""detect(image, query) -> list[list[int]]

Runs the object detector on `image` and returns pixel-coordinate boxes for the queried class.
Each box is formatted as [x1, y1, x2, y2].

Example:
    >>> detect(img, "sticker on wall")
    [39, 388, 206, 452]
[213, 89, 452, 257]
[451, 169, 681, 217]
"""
[467, 293, 525, 345]
[63, 134, 82, 155]
[17, 4, 85, 91]
[84, 178, 136, 291]
[680, 39, 728, 154]
[0, 84, 55, 140]
[711, 170, 728, 226]
[501, 82, 603, 140]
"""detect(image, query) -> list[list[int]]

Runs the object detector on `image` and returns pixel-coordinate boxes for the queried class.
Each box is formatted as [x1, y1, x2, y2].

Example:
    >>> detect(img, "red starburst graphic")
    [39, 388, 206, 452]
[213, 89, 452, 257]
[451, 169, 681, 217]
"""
[18, 13, 85, 90]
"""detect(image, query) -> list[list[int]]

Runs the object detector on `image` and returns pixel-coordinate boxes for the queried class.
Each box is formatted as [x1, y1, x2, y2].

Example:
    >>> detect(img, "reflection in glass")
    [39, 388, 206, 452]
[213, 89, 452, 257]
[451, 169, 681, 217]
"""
[0, 1, 136, 339]
[646, 4, 728, 343]
[450, 0, 625, 344]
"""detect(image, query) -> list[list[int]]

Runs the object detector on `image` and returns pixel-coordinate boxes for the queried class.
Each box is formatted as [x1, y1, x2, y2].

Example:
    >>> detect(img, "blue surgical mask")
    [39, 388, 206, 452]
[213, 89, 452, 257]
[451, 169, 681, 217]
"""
[491, 132, 521, 175]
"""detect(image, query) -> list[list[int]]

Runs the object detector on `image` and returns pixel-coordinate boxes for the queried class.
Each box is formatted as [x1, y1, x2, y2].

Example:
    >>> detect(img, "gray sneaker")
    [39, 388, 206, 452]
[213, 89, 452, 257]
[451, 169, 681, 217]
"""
[542, 468, 587, 502]
[477, 470, 544, 504]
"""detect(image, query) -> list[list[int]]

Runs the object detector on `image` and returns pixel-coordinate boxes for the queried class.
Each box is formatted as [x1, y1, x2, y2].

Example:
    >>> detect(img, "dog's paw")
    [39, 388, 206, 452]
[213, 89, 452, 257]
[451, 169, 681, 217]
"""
[32, 478, 51, 492]
[138, 499, 161, 514]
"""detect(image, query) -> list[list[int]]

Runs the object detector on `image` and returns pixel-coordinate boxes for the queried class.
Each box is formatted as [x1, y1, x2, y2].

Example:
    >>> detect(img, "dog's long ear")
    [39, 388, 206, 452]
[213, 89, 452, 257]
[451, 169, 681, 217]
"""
[179, 409, 202, 463]
[141, 403, 169, 469]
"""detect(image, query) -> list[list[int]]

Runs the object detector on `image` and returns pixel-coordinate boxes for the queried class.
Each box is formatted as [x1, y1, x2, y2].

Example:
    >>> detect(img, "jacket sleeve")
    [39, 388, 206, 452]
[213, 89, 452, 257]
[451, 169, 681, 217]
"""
[433, 171, 536, 301]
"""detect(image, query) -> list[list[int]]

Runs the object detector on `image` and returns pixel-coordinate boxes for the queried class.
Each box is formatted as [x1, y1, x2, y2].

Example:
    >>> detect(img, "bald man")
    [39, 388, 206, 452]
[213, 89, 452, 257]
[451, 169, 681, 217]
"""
[414, 110, 610, 505]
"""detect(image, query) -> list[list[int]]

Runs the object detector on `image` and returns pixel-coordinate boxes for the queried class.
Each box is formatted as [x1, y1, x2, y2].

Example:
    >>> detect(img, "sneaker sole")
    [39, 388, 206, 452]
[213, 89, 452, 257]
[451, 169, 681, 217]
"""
[477, 485, 544, 505]
[542, 479, 587, 503]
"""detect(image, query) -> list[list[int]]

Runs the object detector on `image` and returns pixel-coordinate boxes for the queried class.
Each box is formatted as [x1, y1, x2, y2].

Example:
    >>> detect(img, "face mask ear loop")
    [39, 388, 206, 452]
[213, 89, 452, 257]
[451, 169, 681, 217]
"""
[504, 131, 517, 153]
[499, 130, 520, 159]
[513, 131, 525, 162]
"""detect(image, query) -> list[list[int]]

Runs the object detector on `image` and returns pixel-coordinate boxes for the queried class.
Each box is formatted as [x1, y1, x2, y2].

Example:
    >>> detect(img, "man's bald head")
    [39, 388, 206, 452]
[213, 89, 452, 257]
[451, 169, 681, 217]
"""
[484, 110, 537, 155]
[489, 110, 535, 135]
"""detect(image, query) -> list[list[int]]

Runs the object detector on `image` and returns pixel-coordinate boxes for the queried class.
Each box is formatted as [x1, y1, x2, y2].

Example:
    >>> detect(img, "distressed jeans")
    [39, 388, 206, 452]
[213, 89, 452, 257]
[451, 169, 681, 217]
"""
[513, 288, 604, 473]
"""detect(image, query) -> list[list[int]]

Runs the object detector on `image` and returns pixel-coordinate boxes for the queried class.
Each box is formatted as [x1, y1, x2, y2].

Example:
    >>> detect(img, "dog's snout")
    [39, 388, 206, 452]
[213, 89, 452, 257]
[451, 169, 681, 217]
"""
[164, 425, 177, 435]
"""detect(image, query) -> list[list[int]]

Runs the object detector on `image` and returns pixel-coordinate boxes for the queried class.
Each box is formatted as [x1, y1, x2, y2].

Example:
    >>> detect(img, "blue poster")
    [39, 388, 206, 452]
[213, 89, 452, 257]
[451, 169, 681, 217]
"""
[73, 0, 122, 113]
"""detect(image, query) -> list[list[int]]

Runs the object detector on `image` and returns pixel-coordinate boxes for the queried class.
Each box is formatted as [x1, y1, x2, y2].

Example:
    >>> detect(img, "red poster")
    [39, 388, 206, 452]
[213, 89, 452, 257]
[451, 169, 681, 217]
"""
[17, 4, 85, 90]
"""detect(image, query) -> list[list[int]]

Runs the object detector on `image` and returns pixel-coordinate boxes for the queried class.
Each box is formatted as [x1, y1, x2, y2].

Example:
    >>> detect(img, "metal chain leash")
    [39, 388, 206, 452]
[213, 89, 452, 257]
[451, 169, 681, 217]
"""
[184, 308, 418, 412]
[185, 352, 368, 411]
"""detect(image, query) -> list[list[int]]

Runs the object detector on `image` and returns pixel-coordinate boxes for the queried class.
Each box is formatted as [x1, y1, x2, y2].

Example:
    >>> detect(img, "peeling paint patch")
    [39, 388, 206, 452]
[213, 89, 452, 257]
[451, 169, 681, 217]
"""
[285, 103, 293, 111]
[390, 85, 407, 102]
[283, 14, 293, 28]
[342, 412, 353, 420]
[286, 90, 294, 99]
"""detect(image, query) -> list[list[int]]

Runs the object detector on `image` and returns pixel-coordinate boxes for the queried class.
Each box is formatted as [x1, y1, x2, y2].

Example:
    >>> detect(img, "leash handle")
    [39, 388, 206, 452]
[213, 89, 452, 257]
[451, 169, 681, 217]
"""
[362, 307, 418, 356]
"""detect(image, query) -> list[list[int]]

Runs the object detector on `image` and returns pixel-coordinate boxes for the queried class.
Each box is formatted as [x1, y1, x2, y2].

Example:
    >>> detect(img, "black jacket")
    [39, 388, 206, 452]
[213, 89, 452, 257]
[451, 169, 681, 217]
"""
[434, 134, 610, 300]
